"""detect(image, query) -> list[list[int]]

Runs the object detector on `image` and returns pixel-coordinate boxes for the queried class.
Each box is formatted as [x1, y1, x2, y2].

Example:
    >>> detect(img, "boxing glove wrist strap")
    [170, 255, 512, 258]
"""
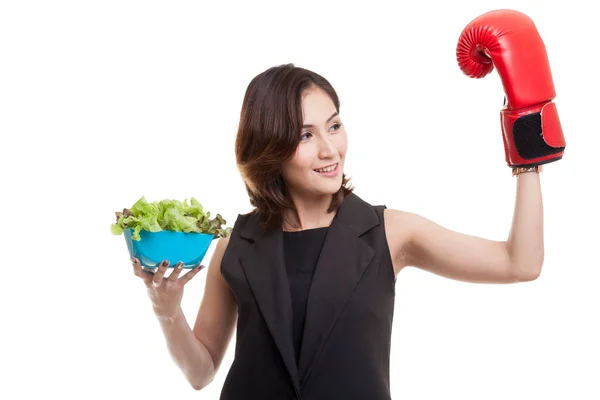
[512, 165, 543, 177]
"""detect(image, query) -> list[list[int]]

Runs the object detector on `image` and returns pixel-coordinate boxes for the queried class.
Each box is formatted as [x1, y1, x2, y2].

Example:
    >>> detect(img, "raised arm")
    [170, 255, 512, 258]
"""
[385, 171, 543, 284]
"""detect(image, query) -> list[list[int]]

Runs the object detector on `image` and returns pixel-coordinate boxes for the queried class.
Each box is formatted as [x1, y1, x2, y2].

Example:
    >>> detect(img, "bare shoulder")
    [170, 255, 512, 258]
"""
[192, 235, 237, 377]
[383, 208, 414, 277]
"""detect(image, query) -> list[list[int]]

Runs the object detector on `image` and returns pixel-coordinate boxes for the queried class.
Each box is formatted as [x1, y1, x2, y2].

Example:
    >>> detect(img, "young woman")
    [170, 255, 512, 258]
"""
[131, 13, 565, 397]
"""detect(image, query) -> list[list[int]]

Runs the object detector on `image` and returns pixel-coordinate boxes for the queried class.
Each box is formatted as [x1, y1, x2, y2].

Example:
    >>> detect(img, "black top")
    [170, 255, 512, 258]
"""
[282, 227, 329, 368]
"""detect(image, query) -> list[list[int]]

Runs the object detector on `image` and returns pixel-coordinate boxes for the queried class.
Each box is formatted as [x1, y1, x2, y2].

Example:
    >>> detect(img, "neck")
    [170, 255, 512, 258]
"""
[282, 192, 335, 232]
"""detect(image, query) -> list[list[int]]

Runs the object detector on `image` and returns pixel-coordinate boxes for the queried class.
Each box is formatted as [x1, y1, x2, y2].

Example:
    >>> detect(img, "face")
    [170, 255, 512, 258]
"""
[280, 86, 348, 198]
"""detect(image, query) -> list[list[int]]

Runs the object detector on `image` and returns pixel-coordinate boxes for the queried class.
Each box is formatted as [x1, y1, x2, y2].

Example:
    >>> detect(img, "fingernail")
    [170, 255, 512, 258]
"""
[162, 260, 168, 267]
[176, 262, 183, 269]
[131, 257, 136, 264]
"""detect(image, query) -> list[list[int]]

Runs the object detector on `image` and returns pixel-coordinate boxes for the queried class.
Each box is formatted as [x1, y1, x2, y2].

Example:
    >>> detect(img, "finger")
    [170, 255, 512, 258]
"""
[132, 257, 153, 279]
[152, 260, 169, 287]
[179, 264, 206, 285]
[168, 261, 185, 282]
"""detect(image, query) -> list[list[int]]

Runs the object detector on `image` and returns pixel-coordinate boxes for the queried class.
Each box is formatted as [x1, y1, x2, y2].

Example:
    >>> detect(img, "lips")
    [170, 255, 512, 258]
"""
[313, 162, 338, 172]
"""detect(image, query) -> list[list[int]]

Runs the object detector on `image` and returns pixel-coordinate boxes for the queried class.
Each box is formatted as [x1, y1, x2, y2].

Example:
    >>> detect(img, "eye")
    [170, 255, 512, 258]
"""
[300, 132, 313, 141]
[331, 123, 342, 131]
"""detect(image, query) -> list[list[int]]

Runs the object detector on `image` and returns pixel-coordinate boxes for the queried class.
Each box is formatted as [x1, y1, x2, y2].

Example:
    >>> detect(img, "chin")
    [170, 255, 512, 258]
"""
[317, 179, 343, 195]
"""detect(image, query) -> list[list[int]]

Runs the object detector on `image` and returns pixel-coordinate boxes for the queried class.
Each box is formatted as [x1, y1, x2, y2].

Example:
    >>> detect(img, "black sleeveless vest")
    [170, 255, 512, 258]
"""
[219, 192, 397, 399]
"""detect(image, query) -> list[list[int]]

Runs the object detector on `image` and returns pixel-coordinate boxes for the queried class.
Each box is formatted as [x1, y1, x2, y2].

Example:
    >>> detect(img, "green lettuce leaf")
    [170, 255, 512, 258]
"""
[111, 196, 232, 241]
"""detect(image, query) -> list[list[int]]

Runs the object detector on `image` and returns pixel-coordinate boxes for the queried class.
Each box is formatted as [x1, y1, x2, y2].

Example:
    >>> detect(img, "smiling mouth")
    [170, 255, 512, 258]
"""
[313, 163, 339, 173]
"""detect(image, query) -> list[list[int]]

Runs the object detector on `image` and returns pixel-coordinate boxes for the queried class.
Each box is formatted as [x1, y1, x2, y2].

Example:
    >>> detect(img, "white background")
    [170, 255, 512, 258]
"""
[1, 0, 598, 398]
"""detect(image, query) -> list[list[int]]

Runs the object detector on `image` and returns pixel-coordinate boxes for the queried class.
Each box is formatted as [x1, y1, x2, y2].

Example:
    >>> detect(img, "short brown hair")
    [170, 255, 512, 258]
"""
[235, 63, 354, 232]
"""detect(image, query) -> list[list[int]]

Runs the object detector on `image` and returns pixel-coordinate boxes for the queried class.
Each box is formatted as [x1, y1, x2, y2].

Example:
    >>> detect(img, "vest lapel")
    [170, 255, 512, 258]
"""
[238, 223, 301, 391]
[297, 193, 380, 386]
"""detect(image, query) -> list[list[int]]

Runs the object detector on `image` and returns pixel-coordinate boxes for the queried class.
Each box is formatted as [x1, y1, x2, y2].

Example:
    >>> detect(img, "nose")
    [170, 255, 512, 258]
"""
[318, 136, 336, 158]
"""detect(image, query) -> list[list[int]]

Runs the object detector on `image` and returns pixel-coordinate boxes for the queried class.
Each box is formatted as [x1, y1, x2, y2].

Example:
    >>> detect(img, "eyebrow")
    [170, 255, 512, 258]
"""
[302, 112, 339, 128]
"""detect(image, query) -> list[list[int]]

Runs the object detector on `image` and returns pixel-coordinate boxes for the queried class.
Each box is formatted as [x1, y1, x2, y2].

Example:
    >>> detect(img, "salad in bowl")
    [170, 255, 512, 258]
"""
[111, 196, 232, 270]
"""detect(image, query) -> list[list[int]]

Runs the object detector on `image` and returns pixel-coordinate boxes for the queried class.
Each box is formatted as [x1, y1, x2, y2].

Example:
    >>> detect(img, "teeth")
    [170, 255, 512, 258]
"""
[314, 163, 337, 173]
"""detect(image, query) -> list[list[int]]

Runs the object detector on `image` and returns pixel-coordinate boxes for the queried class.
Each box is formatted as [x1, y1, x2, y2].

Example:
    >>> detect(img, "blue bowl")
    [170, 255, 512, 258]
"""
[124, 228, 214, 270]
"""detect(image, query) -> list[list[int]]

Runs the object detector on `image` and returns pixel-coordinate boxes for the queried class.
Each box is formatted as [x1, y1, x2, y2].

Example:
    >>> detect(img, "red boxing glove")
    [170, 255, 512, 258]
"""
[456, 9, 566, 168]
